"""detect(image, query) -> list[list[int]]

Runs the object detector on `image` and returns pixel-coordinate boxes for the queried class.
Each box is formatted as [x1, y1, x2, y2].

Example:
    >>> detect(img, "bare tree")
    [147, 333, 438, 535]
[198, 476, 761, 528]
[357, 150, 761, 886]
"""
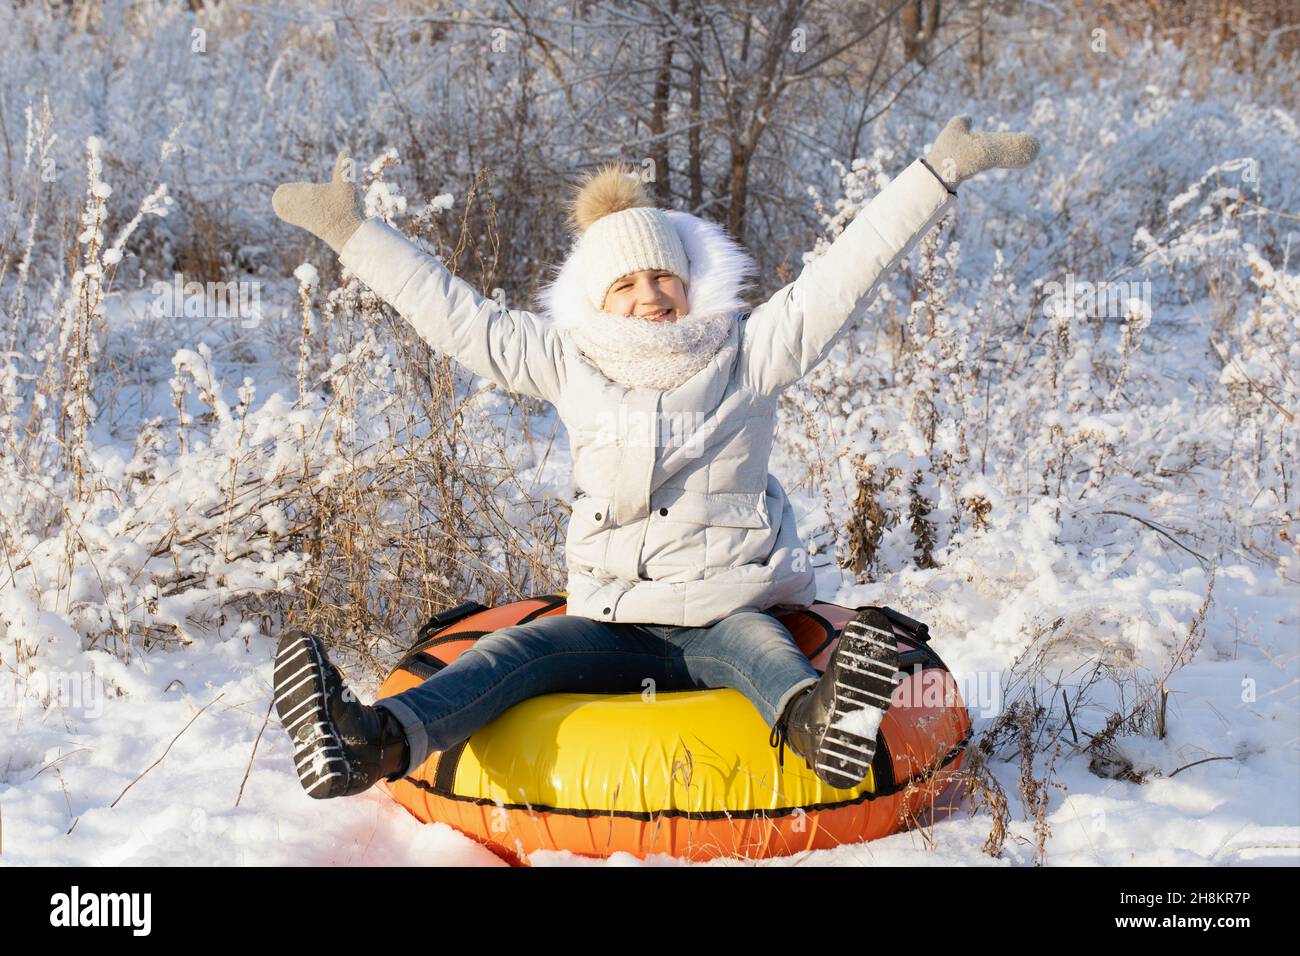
[316, 0, 958, 292]
[613, 0, 928, 242]
[900, 0, 941, 63]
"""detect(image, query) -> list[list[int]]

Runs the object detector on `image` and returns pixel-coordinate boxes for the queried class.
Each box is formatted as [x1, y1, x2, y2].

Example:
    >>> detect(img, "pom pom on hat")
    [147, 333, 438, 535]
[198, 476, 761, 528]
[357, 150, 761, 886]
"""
[566, 163, 650, 234]
[565, 162, 691, 312]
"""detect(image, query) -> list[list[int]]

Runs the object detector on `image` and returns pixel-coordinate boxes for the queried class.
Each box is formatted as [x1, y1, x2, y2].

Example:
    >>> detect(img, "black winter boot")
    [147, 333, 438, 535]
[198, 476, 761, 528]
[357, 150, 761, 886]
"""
[769, 607, 901, 790]
[274, 629, 411, 799]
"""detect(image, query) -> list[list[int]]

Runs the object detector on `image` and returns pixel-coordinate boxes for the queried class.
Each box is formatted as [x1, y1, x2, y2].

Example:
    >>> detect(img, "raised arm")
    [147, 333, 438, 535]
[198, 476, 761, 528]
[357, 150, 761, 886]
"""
[273, 151, 566, 405]
[739, 158, 951, 395]
[740, 115, 1038, 396]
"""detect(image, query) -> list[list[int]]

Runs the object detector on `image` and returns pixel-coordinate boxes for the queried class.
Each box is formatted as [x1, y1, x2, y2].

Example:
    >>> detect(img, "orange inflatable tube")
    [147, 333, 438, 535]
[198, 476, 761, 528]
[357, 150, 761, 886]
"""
[377, 596, 971, 864]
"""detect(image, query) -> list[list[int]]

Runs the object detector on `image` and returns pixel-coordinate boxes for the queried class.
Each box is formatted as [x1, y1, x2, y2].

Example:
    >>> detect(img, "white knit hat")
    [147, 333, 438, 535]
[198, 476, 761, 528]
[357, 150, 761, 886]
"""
[539, 169, 760, 389]
[565, 165, 691, 311]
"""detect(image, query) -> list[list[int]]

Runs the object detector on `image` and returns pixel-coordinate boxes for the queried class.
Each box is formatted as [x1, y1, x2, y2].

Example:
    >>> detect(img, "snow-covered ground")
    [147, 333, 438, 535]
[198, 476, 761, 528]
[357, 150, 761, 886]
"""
[3, 482, 1293, 866]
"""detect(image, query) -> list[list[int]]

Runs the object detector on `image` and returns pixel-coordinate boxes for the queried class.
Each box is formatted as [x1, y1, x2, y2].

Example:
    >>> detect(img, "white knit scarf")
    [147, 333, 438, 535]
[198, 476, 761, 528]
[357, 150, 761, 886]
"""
[566, 309, 732, 391]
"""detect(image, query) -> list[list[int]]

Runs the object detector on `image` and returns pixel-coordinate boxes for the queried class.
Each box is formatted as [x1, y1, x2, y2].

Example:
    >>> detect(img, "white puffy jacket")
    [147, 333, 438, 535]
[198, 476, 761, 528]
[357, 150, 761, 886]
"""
[337, 159, 953, 626]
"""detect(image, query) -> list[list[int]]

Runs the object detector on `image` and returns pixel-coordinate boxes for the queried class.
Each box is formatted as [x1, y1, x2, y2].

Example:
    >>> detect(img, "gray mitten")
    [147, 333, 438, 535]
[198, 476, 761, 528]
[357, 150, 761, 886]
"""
[272, 150, 364, 255]
[924, 114, 1040, 191]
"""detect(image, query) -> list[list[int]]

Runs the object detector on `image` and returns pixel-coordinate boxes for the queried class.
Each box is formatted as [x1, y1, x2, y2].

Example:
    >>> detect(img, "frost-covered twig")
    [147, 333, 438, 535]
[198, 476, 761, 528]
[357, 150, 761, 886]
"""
[109, 692, 225, 809]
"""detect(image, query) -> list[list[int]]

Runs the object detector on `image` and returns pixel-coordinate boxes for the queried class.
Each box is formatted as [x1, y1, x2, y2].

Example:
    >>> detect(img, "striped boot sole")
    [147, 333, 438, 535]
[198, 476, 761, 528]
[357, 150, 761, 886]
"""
[813, 615, 902, 790]
[274, 631, 349, 799]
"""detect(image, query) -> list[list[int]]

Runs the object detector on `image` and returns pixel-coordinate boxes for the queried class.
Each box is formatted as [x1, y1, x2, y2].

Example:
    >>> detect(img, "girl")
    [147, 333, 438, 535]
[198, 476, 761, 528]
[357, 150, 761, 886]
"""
[271, 115, 1038, 799]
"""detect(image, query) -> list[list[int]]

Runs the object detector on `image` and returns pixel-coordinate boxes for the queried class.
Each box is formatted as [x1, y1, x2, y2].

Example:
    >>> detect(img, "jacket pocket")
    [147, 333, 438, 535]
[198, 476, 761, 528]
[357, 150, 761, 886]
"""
[572, 495, 613, 529]
[565, 495, 613, 571]
[650, 488, 770, 529]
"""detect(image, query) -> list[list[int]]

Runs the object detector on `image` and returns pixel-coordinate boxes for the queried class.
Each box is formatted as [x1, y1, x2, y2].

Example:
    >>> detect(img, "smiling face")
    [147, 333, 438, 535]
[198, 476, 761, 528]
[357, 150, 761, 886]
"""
[601, 269, 689, 322]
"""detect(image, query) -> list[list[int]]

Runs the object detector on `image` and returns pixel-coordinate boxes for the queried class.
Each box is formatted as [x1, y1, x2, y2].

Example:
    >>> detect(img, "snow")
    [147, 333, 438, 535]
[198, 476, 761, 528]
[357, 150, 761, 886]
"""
[0, 1, 1296, 867]
[292, 264, 320, 290]
[829, 704, 886, 742]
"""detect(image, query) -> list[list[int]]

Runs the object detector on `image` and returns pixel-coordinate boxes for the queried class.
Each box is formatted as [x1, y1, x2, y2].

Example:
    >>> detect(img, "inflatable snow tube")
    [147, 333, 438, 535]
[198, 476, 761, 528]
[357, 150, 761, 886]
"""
[376, 595, 971, 864]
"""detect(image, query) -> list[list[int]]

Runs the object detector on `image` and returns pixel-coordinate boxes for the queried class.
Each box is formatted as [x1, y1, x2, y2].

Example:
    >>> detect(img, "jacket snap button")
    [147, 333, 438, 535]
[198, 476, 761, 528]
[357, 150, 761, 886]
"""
[594, 512, 602, 520]
[602, 607, 611, 615]
[659, 508, 668, 516]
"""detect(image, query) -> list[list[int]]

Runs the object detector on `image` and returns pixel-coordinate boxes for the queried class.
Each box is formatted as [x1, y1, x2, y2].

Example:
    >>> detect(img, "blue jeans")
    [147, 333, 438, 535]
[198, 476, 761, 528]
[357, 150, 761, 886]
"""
[374, 609, 821, 775]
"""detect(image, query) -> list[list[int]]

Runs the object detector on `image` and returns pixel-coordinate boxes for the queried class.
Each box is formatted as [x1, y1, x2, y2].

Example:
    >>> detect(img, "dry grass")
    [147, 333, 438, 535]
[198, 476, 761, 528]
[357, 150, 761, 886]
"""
[0, 146, 568, 681]
[271, 168, 571, 670]
[955, 569, 1219, 860]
